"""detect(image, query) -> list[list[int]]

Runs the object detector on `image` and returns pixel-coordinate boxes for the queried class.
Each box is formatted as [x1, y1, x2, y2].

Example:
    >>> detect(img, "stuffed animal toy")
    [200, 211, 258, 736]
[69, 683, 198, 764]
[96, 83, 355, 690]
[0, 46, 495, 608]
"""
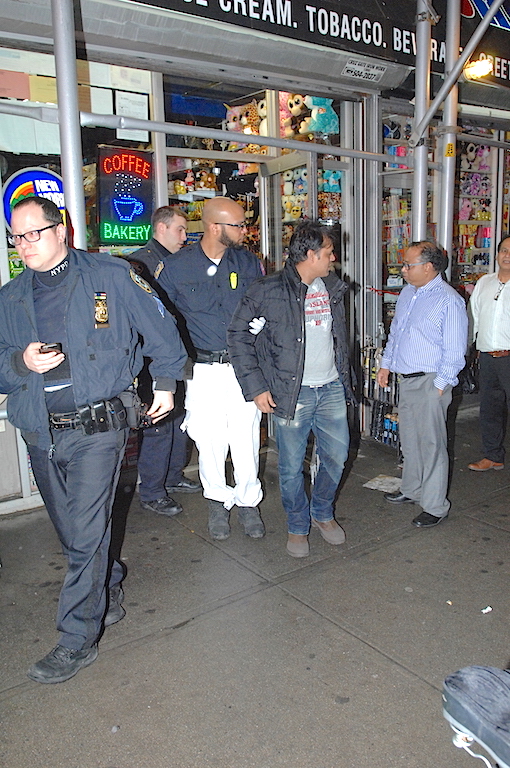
[279, 92, 293, 138]
[174, 179, 186, 195]
[293, 167, 307, 195]
[282, 195, 293, 222]
[460, 142, 477, 171]
[224, 104, 244, 133]
[224, 104, 246, 151]
[458, 198, 472, 220]
[282, 170, 294, 196]
[283, 94, 310, 139]
[299, 96, 339, 135]
[323, 170, 341, 193]
[477, 145, 491, 170]
[257, 99, 268, 136]
[240, 100, 260, 136]
[185, 169, 195, 192]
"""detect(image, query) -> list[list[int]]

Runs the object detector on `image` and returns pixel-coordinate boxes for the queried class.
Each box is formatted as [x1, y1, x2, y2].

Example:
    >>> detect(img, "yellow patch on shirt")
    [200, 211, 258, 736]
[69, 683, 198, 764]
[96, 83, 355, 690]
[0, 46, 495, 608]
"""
[154, 261, 164, 280]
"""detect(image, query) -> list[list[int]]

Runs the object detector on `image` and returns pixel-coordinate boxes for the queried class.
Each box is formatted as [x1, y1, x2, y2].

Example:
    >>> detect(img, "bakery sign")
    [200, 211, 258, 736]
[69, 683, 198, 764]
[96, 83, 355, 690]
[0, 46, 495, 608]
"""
[97, 147, 154, 245]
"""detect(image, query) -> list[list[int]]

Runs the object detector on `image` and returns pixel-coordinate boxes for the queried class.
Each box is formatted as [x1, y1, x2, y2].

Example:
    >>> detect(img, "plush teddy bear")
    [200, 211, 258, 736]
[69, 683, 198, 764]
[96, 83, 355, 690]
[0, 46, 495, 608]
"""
[299, 96, 339, 135]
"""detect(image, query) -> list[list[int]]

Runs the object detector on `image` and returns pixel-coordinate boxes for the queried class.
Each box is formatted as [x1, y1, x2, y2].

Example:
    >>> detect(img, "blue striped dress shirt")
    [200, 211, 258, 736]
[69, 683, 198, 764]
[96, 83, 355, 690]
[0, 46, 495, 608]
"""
[381, 273, 468, 390]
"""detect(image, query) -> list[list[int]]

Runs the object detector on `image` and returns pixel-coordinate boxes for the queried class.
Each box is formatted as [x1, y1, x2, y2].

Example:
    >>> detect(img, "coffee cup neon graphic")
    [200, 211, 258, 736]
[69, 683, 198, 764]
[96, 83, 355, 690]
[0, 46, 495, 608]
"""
[113, 196, 144, 222]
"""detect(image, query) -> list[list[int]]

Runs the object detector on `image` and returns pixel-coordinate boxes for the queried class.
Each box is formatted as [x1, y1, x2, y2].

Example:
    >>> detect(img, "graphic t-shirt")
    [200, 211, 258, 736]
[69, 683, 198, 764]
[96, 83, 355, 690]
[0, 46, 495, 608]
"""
[301, 277, 338, 386]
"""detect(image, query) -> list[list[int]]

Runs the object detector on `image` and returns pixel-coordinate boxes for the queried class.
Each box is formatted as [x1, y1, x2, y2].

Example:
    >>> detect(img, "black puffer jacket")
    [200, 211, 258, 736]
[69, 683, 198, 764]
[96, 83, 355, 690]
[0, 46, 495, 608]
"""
[227, 260, 355, 422]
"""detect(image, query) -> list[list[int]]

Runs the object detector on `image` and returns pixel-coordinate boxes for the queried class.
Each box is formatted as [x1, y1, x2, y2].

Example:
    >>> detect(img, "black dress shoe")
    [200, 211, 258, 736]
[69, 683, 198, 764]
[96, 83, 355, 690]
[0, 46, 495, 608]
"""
[412, 511, 448, 528]
[165, 478, 202, 494]
[384, 492, 415, 504]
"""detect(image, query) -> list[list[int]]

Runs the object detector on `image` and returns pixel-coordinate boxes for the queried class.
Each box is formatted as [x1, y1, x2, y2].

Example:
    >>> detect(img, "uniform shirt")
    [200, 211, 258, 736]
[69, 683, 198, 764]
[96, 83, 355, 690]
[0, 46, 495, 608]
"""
[130, 237, 169, 279]
[470, 271, 510, 351]
[381, 273, 468, 390]
[157, 240, 263, 351]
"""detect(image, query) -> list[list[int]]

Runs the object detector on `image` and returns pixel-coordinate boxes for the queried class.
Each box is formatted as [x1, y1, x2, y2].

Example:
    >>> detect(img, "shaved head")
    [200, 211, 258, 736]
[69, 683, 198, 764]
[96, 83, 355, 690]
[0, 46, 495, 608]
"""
[200, 196, 247, 259]
[202, 196, 246, 227]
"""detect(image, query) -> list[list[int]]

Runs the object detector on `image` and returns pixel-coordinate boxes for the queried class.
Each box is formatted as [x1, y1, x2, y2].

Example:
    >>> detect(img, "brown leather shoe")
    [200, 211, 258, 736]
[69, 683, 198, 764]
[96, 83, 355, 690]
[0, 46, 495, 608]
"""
[468, 458, 505, 472]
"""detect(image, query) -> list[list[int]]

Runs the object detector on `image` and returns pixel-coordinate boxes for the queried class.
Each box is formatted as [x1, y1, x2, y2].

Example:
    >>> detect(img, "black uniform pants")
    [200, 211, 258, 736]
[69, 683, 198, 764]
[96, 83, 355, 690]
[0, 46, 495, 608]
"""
[479, 353, 510, 463]
[28, 427, 128, 650]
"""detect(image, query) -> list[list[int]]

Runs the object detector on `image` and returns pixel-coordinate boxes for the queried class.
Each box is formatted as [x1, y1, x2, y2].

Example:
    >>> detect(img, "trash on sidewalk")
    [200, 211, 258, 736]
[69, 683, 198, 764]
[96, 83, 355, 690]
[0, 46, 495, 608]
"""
[363, 474, 402, 493]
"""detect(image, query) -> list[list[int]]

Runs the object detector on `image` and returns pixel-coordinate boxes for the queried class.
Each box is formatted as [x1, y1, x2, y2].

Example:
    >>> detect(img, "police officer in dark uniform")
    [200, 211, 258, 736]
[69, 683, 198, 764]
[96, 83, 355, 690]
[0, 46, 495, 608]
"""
[130, 205, 200, 517]
[0, 197, 186, 684]
[157, 197, 265, 541]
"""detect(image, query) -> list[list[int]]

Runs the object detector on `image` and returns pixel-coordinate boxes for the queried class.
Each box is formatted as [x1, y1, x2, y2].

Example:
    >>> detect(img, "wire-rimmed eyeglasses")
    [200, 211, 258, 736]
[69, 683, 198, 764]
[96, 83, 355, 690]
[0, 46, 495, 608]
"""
[8, 223, 58, 246]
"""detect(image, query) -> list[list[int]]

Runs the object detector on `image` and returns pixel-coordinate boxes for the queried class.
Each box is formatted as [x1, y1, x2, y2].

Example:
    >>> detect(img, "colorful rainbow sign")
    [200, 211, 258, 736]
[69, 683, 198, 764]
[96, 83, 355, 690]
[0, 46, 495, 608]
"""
[3, 168, 65, 229]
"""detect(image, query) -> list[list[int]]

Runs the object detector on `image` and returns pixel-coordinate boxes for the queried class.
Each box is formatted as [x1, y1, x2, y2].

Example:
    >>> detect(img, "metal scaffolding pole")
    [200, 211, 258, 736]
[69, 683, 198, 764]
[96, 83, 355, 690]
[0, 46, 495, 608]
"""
[151, 72, 168, 209]
[412, 0, 433, 241]
[50, 0, 87, 249]
[438, 0, 461, 277]
[410, 0, 506, 147]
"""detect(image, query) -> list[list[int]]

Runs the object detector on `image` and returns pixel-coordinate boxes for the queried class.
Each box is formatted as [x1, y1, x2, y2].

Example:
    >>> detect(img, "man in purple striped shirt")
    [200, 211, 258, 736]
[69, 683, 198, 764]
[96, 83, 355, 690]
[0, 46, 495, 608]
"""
[377, 241, 468, 528]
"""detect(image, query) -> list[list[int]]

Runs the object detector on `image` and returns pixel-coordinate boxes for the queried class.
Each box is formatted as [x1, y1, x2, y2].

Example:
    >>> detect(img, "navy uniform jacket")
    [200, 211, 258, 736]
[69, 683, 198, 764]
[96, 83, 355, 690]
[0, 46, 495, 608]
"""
[157, 240, 264, 351]
[0, 247, 187, 449]
[130, 237, 168, 280]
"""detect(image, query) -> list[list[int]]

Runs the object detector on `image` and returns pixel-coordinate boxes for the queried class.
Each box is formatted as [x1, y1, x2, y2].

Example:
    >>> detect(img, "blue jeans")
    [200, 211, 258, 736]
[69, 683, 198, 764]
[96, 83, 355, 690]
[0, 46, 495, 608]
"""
[274, 379, 349, 535]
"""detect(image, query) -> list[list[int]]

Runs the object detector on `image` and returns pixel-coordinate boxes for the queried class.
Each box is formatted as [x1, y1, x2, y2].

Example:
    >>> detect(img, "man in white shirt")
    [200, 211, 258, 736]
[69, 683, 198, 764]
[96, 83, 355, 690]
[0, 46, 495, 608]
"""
[468, 236, 510, 471]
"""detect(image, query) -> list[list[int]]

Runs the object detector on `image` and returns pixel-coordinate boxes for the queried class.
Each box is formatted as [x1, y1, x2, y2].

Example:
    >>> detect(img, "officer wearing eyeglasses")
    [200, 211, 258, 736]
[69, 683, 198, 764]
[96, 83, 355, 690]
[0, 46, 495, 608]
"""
[157, 196, 265, 541]
[377, 241, 468, 528]
[0, 197, 186, 684]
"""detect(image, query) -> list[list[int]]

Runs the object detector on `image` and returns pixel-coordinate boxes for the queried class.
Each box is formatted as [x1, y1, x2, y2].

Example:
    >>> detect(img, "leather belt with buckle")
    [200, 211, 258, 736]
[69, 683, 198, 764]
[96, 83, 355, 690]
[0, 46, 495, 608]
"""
[485, 350, 510, 358]
[400, 371, 426, 379]
[195, 348, 230, 364]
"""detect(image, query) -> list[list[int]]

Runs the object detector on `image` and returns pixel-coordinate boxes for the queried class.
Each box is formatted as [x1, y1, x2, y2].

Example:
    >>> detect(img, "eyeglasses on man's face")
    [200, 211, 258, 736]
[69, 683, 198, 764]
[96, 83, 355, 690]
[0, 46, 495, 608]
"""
[401, 259, 429, 270]
[8, 223, 58, 246]
[214, 222, 247, 230]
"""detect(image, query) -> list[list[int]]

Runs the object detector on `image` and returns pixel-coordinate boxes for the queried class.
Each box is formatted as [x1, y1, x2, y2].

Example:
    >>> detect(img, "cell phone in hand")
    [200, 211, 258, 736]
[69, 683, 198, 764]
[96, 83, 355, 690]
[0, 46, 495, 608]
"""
[40, 343, 63, 353]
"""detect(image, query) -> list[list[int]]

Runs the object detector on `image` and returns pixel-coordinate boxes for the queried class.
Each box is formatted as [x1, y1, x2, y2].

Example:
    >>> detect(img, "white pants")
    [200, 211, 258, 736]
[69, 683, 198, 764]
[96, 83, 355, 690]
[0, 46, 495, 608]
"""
[183, 363, 262, 509]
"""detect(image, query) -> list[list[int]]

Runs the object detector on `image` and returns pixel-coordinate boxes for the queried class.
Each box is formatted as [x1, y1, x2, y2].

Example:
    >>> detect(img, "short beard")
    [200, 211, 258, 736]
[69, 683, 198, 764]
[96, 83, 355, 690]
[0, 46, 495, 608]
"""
[219, 227, 242, 250]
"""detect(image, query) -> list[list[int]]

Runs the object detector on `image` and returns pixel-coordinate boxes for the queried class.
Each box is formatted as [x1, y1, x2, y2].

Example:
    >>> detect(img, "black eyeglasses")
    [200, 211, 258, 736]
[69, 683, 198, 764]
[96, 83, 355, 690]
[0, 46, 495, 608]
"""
[8, 223, 58, 246]
[214, 222, 247, 230]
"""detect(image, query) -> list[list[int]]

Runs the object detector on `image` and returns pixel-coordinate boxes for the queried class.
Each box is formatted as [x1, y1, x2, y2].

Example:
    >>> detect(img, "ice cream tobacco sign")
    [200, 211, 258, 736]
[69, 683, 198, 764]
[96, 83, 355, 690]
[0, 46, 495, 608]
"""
[98, 147, 153, 245]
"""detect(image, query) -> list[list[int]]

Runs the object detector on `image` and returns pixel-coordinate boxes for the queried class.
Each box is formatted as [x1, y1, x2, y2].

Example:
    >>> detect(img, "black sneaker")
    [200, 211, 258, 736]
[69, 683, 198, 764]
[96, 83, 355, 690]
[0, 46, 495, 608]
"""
[104, 585, 126, 627]
[27, 644, 98, 684]
[141, 497, 183, 516]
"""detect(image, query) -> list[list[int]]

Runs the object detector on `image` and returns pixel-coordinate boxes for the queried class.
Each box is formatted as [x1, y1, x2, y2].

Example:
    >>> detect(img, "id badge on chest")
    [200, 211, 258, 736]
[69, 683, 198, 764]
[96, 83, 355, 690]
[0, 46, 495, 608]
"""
[94, 292, 109, 328]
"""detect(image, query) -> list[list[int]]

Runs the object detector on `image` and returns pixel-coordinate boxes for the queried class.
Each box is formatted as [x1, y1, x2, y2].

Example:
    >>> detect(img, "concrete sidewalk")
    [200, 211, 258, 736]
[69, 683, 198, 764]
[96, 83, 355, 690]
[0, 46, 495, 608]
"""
[1, 395, 510, 768]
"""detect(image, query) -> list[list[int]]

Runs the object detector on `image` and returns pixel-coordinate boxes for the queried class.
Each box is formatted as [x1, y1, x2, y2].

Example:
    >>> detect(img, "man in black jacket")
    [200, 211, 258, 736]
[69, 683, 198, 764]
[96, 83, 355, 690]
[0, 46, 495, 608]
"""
[228, 220, 354, 558]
